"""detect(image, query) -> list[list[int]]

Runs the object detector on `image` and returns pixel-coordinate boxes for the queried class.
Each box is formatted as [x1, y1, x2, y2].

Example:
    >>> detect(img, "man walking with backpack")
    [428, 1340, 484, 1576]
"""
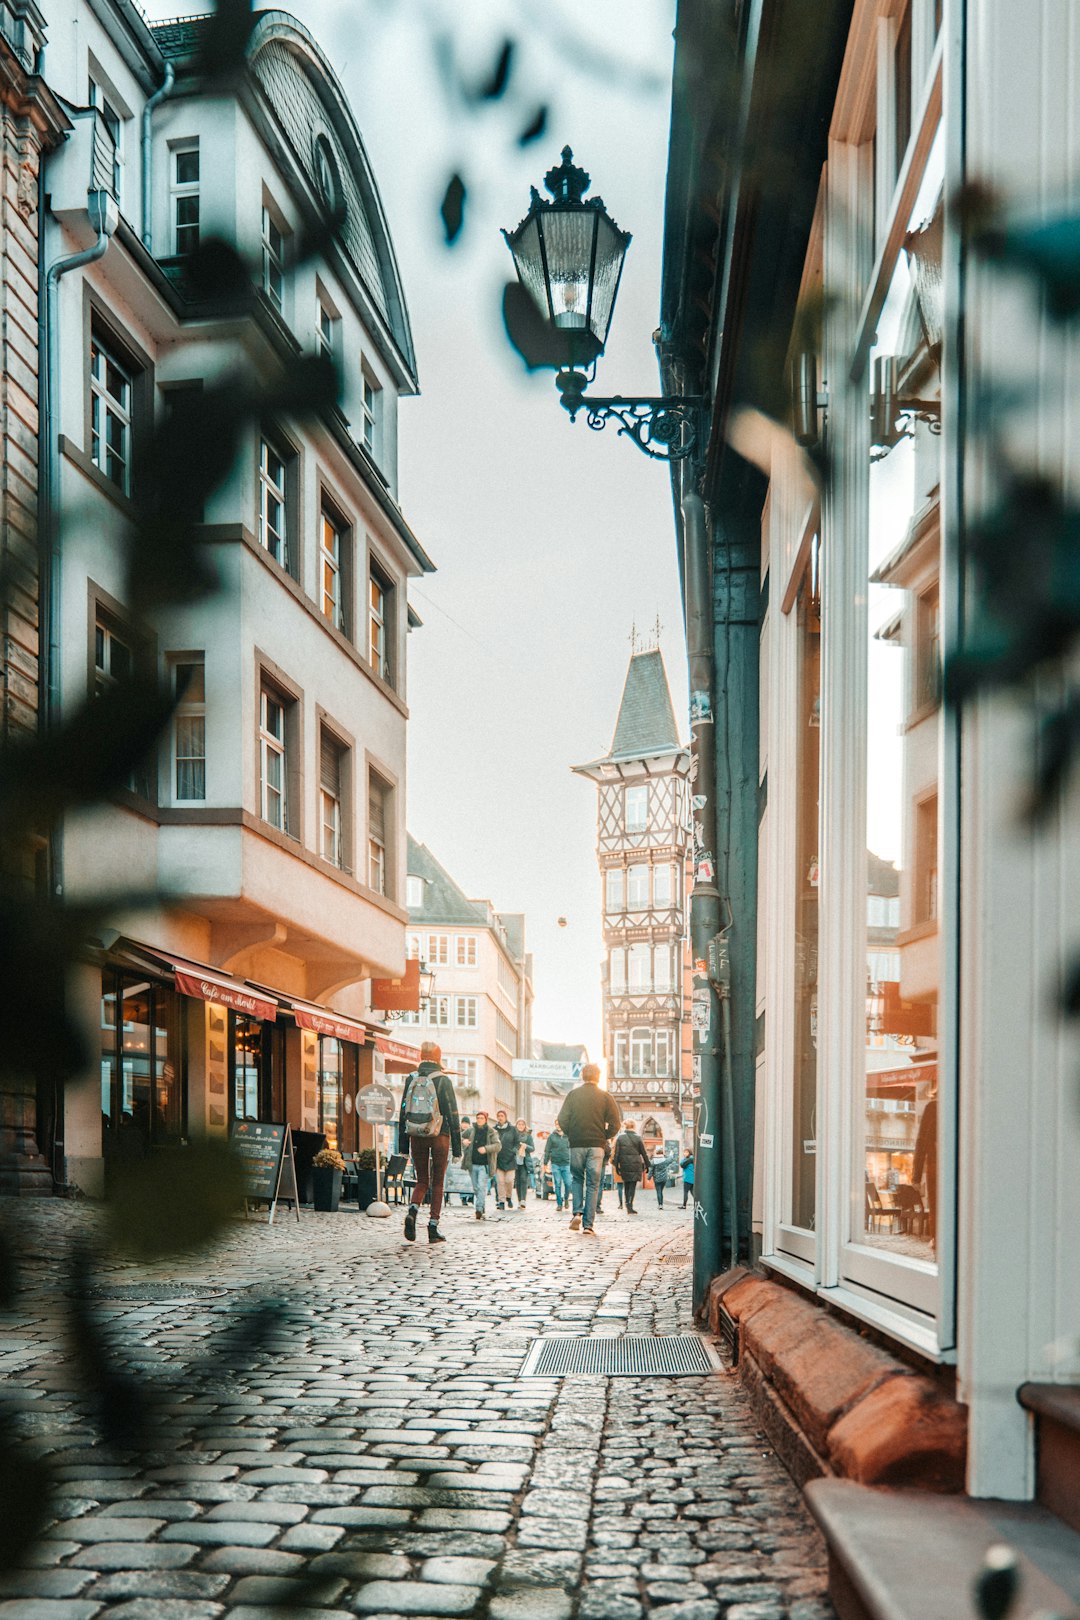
[398, 1041, 461, 1244]
[556, 1063, 621, 1236]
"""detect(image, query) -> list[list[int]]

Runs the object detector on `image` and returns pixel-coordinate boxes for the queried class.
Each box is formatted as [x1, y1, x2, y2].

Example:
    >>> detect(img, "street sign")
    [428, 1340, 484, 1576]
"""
[511, 1059, 583, 1082]
[357, 1082, 396, 1123]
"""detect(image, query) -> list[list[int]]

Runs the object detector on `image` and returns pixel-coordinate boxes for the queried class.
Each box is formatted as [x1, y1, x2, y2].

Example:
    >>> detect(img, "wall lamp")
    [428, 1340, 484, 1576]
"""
[502, 147, 703, 462]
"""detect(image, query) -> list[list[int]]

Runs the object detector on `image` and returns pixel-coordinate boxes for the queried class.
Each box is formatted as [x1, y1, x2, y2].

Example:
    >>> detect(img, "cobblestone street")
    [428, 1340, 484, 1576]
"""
[0, 1196, 831, 1620]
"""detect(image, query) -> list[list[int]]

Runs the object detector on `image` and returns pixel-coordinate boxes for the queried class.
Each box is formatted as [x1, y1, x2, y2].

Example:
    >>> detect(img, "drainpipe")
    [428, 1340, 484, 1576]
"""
[42, 190, 117, 896]
[141, 60, 175, 251]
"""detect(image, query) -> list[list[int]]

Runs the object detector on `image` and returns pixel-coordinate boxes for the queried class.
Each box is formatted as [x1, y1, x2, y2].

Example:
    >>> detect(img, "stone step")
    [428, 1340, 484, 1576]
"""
[1019, 1384, 1080, 1536]
[806, 1477, 1080, 1620]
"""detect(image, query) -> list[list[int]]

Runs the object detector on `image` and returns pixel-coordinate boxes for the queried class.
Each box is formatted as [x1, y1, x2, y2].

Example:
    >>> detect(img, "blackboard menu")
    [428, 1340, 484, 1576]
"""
[231, 1120, 300, 1222]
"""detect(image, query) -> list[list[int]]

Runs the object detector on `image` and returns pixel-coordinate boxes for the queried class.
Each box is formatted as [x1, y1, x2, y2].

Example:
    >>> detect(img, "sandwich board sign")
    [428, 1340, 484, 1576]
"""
[231, 1119, 300, 1224]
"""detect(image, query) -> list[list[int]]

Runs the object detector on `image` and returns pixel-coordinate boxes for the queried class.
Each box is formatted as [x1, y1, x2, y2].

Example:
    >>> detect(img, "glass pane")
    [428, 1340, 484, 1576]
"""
[120, 982, 152, 1152]
[176, 148, 199, 184]
[789, 554, 820, 1234]
[859, 222, 942, 1268]
[319, 1037, 342, 1146]
[101, 984, 118, 1132]
[234, 1015, 261, 1120]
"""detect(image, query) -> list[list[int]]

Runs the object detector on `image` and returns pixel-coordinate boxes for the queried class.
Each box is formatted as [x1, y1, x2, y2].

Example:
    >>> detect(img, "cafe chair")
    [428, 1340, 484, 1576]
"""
[865, 1176, 901, 1233]
[893, 1181, 929, 1237]
[384, 1153, 409, 1205]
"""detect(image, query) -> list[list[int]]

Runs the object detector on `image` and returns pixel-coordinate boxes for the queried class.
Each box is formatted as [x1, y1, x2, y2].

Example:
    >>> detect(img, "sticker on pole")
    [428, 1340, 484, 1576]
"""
[690, 689, 714, 725]
[699, 1133, 714, 1148]
[692, 989, 711, 1034]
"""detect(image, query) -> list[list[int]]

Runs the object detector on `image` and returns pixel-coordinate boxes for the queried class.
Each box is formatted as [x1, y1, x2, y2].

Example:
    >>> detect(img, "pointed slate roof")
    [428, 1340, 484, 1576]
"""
[406, 836, 488, 927]
[610, 650, 680, 758]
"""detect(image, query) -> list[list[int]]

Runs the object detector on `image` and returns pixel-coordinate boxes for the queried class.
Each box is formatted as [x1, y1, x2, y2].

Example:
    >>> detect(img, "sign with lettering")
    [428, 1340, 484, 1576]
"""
[231, 1120, 300, 1224]
[357, 1083, 396, 1123]
[175, 971, 277, 1022]
[512, 1059, 583, 1082]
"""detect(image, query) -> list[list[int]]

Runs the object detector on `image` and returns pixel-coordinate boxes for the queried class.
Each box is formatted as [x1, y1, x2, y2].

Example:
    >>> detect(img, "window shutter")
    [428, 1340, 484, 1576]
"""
[321, 733, 341, 795]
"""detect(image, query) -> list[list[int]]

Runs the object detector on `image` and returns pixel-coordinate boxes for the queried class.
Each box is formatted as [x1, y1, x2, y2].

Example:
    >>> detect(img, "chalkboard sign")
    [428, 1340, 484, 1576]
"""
[231, 1120, 300, 1224]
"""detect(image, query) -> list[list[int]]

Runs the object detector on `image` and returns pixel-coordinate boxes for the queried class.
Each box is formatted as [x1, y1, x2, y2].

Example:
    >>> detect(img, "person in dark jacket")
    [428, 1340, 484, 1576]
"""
[397, 1042, 461, 1245]
[556, 1064, 621, 1235]
[613, 1121, 652, 1214]
[543, 1122, 572, 1210]
[681, 1151, 695, 1208]
[650, 1147, 670, 1207]
[462, 1110, 500, 1220]
[514, 1118, 535, 1208]
[494, 1110, 521, 1209]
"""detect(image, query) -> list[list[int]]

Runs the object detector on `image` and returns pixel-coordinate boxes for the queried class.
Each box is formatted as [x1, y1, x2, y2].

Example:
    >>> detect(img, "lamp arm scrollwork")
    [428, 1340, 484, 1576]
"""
[577, 395, 704, 462]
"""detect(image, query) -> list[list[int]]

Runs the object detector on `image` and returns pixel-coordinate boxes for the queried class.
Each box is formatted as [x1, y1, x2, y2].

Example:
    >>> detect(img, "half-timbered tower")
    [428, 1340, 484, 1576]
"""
[573, 648, 691, 1151]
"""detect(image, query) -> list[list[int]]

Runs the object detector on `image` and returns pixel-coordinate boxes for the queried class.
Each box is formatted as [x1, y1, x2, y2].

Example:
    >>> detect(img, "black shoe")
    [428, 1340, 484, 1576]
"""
[427, 1223, 446, 1244]
[404, 1206, 417, 1242]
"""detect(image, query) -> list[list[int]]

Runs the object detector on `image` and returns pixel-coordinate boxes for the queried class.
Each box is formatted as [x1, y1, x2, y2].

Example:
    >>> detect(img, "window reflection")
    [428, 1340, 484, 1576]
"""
[233, 1014, 262, 1121]
[789, 544, 820, 1233]
[861, 199, 942, 1266]
[100, 973, 182, 1159]
[319, 1036, 342, 1147]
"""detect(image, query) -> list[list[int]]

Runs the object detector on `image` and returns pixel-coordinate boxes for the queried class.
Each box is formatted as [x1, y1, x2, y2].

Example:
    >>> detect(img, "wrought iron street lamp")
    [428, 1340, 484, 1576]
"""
[503, 147, 702, 461]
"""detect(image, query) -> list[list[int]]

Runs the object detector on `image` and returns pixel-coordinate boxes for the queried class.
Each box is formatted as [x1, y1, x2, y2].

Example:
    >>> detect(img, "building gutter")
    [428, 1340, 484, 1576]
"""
[141, 60, 176, 250]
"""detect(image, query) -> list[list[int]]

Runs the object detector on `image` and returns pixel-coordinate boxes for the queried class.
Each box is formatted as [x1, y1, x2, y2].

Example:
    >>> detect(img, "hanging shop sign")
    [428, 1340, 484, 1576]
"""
[231, 1119, 300, 1224]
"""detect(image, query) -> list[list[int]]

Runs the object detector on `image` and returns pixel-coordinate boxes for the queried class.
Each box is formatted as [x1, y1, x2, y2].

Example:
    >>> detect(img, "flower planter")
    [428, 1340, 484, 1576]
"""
[312, 1166, 342, 1212]
[355, 1169, 378, 1210]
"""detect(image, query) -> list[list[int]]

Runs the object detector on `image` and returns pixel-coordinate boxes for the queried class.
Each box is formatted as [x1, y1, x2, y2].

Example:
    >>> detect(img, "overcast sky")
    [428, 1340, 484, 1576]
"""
[144, 0, 685, 1058]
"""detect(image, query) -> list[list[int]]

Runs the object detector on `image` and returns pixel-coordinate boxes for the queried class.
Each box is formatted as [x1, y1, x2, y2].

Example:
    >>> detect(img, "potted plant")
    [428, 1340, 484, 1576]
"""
[311, 1146, 345, 1212]
[355, 1147, 379, 1210]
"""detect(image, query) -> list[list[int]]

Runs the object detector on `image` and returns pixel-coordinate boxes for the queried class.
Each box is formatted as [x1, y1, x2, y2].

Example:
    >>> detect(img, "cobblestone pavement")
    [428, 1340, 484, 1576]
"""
[0, 1193, 831, 1620]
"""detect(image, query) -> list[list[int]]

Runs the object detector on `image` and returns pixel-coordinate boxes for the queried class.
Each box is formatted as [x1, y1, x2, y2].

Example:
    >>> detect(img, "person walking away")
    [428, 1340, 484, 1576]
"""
[543, 1122, 572, 1211]
[556, 1063, 621, 1236]
[651, 1147, 670, 1208]
[494, 1110, 520, 1209]
[514, 1118, 534, 1208]
[462, 1110, 500, 1220]
[681, 1150, 695, 1208]
[398, 1042, 461, 1244]
[613, 1121, 652, 1214]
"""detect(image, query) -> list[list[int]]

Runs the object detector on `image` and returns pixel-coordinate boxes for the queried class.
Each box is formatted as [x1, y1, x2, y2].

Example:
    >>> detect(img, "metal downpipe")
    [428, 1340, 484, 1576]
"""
[141, 61, 175, 251]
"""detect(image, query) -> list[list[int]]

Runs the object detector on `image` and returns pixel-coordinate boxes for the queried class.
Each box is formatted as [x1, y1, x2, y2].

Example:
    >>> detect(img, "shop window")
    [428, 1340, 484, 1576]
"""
[318, 1036, 343, 1147]
[231, 1013, 262, 1121]
[789, 553, 821, 1236]
[101, 973, 183, 1159]
[605, 866, 625, 913]
[171, 142, 199, 255]
[90, 328, 133, 494]
[625, 783, 648, 831]
[173, 656, 206, 801]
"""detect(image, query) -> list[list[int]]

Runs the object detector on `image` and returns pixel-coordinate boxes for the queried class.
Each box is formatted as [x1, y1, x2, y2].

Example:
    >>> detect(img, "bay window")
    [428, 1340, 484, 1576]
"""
[627, 864, 649, 908]
[259, 687, 287, 831]
[609, 948, 626, 995]
[605, 867, 625, 913]
[173, 657, 206, 801]
[627, 942, 651, 993]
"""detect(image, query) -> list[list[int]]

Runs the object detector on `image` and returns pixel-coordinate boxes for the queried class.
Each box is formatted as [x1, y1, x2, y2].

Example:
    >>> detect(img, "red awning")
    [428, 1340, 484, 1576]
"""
[148, 951, 279, 1022]
[287, 999, 366, 1044]
[374, 1033, 421, 1073]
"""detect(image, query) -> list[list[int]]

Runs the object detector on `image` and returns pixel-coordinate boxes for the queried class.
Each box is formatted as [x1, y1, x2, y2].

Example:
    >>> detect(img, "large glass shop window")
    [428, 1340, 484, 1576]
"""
[100, 974, 183, 1155]
[231, 1014, 263, 1121]
[789, 544, 821, 1233]
[859, 180, 942, 1269]
[318, 1036, 343, 1147]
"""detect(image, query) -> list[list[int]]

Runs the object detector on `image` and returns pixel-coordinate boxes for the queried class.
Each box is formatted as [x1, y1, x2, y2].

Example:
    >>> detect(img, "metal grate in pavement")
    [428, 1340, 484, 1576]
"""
[79, 1283, 226, 1301]
[520, 1334, 723, 1378]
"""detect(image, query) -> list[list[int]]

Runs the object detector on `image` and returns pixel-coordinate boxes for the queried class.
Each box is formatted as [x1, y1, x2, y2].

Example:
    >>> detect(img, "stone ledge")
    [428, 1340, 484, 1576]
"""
[705, 1270, 966, 1493]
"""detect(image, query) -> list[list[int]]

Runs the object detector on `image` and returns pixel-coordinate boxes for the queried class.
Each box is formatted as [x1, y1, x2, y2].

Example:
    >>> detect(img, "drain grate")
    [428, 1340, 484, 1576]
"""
[521, 1334, 723, 1378]
[81, 1283, 225, 1302]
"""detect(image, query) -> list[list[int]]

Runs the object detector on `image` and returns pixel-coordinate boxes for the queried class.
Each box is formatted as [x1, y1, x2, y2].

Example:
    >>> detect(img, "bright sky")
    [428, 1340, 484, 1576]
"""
[142, 0, 685, 1058]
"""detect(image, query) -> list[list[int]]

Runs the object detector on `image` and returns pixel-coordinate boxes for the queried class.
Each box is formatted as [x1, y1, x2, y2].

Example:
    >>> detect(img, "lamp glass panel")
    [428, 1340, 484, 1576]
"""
[586, 212, 628, 348]
[537, 209, 598, 330]
[508, 216, 550, 318]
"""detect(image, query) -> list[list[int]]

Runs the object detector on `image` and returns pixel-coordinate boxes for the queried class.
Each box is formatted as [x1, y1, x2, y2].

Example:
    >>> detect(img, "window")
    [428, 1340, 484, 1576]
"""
[400, 1007, 421, 1027]
[427, 934, 449, 966]
[361, 365, 380, 456]
[320, 729, 345, 868]
[428, 996, 450, 1028]
[262, 204, 286, 309]
[614, 1031, 629, 1077]
[915, 795, 939, 924]
[407, 932, 422, 958]
[173, 657, 206, 801]
[100, 973, 182, 1149]
[171, 143, 199, 255]
[625, 783, 648, 832]
[630, 1027, 653, 1078]
[95, 617, 152, 798]
[406, 876, 424, 909]
[628, 942, 651, 993]
[456, 934, 477, 968]
[893, 5, 912, 180]
[320, 508, 346, 631]
[456, 996, 479, 1029]
[318, 1036, 343, 1148]
[653, 864, 673, 908]
[90, 331, 132, 494]
[89, 77, 122, 199]
[627, 865, 649, 908]
[369, 558, 393, 681]
[915, 585, 941, 712]
[789, 557, 821, 1236]
[497, 954, 516, 998]
[258, 437, 290, 571]
[606, 867, 625, 913]
[368, 773, 390, 895]
[454, 1057, 480, 1090]
[317, 294, 338, 362]
[653, 944, 673, 993]
[655, 1028, 675, 1078]
[259, 688, 287, 831]
[609, 948, 626, 995]
[495, 1009, 515, 1051]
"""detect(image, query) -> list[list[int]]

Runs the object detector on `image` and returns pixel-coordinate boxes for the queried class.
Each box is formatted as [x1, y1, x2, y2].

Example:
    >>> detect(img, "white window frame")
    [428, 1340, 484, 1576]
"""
[369, 556, 391, 681]
[258, 438, 289, 570]
[653, 863, 673, 908]
[171, 141, 199, 256]
[427, 934, 449, 967]
[428, 995, 450, 1028]
[614, 1031, 629, 1077]
[172, 657, 206, 802]
[90, 331, 133, 495]
[627, 864, 649, 909]
[406, 877, 424, 910]
[259, 688, 286, 831]
[368, 774, 390, 896]
[455, 934, 478, 968]
[606, 867, 625, 913]
[609, 948, 626, 996]
[361, 364, 380, 456]
[624, 783, 648, 832]
[630, 1026, 653, 1078]
[262, 203, 286, 309]
[456, 995, 478, 1030]
[655, 1028, 675, 1078]
[320, 508, 345, 631]
[653, 944, 673, 993]
[627, 942, 651, 993]
[319, 730, 345, 869]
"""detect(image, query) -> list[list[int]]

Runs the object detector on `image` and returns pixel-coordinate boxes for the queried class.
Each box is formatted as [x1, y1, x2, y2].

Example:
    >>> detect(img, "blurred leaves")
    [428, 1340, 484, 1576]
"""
[974, 1545, 1020, 1620]
[518, 104, 549, 146]
[194, 0, 255, 84]
[104, 1138, 248, 1262]
[475, 37, 514, 103]
[0, 1410, 53, 1569]
[440, 173, 467, 246]
[502, 279, 572, 371]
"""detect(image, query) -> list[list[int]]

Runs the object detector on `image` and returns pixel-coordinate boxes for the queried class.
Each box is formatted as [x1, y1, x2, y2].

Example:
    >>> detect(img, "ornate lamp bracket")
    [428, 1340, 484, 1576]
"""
[556, 369, 704, 462]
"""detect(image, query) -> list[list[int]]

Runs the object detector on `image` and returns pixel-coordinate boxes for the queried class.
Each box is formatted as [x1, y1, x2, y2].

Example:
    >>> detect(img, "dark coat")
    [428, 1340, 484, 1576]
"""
[650, 1155, 671, 1187]
[543, 1130, 571, 1167]
[556, 1083, 622, 1148]
[397, 1063, 461, 1158]
[495, 1122, 521, 1170]
[613, 1129, 651, 1181]
[462, 1123, 500, 1173]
